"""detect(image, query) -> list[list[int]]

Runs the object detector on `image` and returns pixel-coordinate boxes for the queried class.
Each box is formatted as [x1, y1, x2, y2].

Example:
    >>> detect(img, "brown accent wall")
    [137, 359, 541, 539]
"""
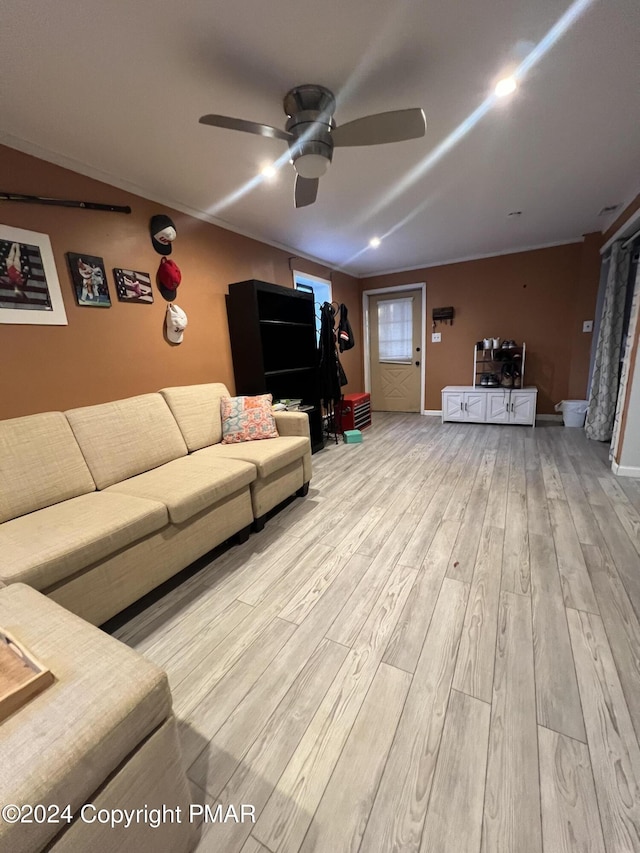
[568, 232, 602, 399]
[0, 146, 362, 419]
[361, 241, 601, 414]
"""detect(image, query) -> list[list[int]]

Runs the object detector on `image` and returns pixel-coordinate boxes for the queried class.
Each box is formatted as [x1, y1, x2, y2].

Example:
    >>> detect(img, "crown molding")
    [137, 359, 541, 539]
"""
[356, 237, 585, 279]
[0, 133, 350, 275]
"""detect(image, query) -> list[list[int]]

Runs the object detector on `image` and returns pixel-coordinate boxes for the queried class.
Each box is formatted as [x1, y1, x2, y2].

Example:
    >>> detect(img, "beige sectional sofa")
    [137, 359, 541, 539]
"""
[0, 382, 312, 626]
[0, 582, 195, 853]
[0, 382, 312, 853]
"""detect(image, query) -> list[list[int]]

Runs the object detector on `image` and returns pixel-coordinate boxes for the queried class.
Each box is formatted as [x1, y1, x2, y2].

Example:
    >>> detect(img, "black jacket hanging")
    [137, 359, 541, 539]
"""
[318, 302, 342, 406]
[337, 303, 355, 352]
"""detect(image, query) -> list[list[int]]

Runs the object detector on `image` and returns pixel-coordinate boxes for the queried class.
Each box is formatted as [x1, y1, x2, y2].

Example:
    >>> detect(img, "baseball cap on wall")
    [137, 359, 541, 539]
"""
[150, 214, 177, 255]
[166, 303, 188, 344]
[157, 257, 181, 290]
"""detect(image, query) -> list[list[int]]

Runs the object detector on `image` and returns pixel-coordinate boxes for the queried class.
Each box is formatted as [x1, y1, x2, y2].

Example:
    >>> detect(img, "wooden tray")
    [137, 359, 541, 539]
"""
[0, 629, 54, 724]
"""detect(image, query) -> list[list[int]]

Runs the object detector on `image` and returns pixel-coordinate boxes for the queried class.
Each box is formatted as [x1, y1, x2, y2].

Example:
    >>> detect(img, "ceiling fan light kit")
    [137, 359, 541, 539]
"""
[199, 84, 426, 208]
[294, 153, 329, 180]
[284, 85, 335, 182]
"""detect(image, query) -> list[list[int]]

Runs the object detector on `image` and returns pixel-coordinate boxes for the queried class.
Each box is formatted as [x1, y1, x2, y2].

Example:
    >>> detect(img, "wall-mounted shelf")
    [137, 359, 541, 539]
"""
[264, 367, 315, 377]
[259, 320, 311, 328]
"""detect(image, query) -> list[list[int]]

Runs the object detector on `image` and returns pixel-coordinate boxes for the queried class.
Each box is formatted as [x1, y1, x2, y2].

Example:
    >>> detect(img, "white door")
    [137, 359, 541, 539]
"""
[369, 290, 422, 412]
[486, 391, 511, 424]
[465, 392, 487, 422]
[443, 391, 465, 421]
[511, 391, 536, 425]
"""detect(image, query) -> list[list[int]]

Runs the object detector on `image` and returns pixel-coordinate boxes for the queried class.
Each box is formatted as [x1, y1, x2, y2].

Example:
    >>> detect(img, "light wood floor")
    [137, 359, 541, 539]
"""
[113, 414, 640, 853]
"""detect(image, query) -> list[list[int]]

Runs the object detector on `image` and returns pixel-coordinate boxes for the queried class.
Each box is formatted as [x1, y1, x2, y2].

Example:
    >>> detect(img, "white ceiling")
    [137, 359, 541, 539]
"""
[2, 0, 639, 276]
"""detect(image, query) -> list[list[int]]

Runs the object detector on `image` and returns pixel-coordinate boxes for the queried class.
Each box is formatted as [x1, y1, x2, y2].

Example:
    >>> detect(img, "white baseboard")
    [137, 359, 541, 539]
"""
[611, 461, 640, 478]
[421, 411, 563, 423]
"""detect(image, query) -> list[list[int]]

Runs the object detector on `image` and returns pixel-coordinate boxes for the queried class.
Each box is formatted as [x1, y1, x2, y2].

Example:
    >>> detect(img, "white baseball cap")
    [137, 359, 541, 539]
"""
[166, 303, 188, 344]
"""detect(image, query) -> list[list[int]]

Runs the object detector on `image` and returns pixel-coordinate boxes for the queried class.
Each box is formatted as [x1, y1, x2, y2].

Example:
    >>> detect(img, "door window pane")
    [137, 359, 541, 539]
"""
[378, 297, 413, 363]
[293, 271, 331, 343]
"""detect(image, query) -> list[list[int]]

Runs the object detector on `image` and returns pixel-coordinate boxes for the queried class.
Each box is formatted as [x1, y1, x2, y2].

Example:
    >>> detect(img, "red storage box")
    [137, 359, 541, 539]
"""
[336, 393, 371, 432]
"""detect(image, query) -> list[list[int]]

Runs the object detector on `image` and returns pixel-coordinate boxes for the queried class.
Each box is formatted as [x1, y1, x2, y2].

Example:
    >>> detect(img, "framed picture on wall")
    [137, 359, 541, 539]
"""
[113, 268, 153, 303]
[0, 224, 68, 325]
[67, 252, 111, 307]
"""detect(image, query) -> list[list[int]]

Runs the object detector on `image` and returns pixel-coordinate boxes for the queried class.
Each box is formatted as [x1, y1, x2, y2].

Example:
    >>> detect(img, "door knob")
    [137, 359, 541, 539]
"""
[415, 361, 420, 366]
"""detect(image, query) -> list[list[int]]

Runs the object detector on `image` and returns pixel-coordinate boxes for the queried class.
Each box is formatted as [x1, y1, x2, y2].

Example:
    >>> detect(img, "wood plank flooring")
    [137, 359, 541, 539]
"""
[112, 414, 640, 853]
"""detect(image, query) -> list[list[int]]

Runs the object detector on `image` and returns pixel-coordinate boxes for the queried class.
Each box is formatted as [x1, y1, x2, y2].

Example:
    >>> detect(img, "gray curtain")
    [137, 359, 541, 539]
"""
[585, 241, 631, 441]
[611, 262, 640, 459]
[587, 253, 610, 396]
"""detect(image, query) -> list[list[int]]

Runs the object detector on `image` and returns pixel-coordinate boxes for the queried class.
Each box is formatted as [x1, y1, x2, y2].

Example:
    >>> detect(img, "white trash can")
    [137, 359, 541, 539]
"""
[555, 400, 588, 427]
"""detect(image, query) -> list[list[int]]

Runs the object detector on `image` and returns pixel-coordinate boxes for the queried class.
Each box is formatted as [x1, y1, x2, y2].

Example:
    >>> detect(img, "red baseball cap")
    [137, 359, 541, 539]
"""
[157, 257, 181, 290]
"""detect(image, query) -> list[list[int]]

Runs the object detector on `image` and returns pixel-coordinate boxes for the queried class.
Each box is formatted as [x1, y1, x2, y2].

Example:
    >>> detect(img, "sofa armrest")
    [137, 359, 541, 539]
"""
[0, 583, 173, 853]
[273, 411, 311, 440]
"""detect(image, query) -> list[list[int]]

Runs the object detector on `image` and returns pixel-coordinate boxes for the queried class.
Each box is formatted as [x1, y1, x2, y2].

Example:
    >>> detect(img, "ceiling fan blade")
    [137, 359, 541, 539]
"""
[294, 175, 319, 208]
[199, 114, 292, 141]
[332, 108, 426, 147]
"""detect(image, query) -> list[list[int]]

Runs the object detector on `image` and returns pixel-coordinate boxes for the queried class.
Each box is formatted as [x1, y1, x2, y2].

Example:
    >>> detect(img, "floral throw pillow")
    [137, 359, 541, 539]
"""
[221, 394, 279, 443]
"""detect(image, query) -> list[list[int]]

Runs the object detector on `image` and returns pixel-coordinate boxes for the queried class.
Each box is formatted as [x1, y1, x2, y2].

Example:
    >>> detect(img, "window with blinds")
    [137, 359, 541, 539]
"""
[293, 270, 331, 343]
[377, 297, 413, 363]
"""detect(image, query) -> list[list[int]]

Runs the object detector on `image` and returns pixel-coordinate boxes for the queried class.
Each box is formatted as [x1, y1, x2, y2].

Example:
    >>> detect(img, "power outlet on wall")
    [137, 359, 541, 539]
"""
[432, 332, 442, 343]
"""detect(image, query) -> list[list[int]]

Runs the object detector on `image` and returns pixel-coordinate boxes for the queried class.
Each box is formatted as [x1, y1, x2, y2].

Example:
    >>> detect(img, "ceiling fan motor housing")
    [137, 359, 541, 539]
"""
[284, 85, 335, 178]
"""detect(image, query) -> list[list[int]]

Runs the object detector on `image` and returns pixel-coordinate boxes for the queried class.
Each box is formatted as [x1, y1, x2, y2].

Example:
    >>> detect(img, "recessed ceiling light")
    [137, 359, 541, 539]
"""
[495, 76, 517, 98]
[369, 237, 381, 248]
[261, 164, 276, 180]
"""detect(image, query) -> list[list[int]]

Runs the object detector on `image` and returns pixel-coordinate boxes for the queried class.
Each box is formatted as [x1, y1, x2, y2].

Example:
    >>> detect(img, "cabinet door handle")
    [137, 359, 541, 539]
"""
[511, 402, 514, 412]
[465, 402, 468, 411]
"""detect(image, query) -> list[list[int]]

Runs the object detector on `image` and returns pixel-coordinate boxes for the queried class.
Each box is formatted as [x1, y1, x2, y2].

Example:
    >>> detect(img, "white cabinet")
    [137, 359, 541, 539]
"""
[442, 343, 537, 426]
[486, 390, 536, 425]
[442, 389, 487, 422]
[442, 391, 465, 421]
[442, 386, 537, 426]
[486, 391, 511, 424]
[466, 392, 487, 422]
[511, 391, 536, 425]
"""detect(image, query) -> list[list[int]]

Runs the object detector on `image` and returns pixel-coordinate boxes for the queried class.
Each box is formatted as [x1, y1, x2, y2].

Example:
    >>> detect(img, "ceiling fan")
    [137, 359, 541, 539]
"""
[199, 84, 426, 208]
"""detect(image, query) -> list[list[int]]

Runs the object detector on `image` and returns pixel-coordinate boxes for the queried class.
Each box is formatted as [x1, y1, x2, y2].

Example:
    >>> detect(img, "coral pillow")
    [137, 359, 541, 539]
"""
[221, 394, 279, 443]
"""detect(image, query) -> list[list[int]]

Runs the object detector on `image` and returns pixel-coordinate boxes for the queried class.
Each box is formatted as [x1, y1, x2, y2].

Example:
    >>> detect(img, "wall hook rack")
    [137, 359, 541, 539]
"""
[432, 306, 455, 327]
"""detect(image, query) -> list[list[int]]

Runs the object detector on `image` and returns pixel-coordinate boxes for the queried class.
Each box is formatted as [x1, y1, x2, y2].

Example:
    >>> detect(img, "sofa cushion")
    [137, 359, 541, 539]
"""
[159, 383, 230, 451]
[0, 492, 168, 590]
[0, 583, 171, 853]
[0, 412, 95, 524]
[66, 393, 188, 489]
[221, 394, 279, 443]
[106, 456, 256, 524]
[194, 435, 309, 479]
